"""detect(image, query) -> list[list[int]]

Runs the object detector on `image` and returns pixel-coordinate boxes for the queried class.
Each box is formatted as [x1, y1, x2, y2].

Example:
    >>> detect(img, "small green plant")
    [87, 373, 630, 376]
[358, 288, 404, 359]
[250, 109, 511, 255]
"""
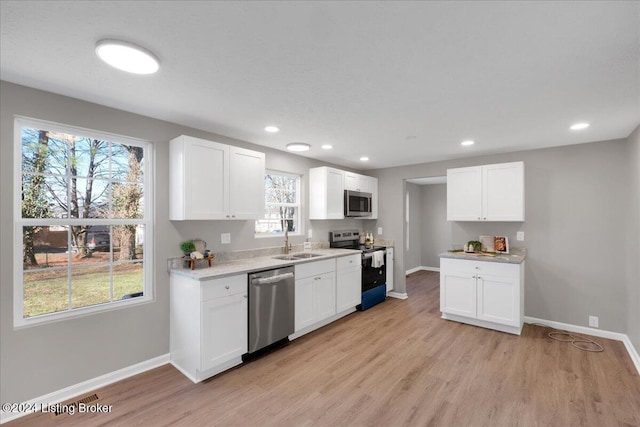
[467, 240, 483, 252]
[180, 240, 195, 254]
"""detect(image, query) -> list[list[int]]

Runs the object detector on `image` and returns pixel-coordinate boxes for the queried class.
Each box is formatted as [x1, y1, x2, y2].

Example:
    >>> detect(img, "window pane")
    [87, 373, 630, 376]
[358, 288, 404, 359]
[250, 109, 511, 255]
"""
[70, 138, 110, 179]
[23, 271, 69, 318]
[112, 181, 144, 219]
[111, 144, 144, 183]
[113, 225, 144, 260]
[68, 225, 112, 264]
[113, 261, 144, 300]
[71, 266, 111, 309]
[21, 128, 68, 175]
[23, 226, 69, 270]
[69, 178, 110, 219]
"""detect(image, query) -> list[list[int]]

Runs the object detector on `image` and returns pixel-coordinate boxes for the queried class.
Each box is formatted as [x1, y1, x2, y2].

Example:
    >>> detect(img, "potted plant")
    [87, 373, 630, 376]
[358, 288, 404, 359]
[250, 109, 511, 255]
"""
[180, 240, 195, 257]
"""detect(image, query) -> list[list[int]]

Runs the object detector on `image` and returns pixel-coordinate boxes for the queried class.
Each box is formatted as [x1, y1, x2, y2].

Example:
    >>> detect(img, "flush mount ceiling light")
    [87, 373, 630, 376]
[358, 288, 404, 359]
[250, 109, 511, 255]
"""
[461, 140, 475, 146]
[570, 122, 590, 130]
[360, 156, 370, 162]
[321, 144, 333, 150]
[286, 142, 310, 152]
[264, 126, 280, 133]
[95, 39, 159, 74]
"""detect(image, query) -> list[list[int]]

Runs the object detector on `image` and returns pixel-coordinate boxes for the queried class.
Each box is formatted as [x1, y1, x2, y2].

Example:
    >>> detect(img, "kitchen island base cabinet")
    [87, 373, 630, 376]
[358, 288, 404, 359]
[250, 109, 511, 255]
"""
[170, 273, 248, 383]
[440, 258, 524, 335]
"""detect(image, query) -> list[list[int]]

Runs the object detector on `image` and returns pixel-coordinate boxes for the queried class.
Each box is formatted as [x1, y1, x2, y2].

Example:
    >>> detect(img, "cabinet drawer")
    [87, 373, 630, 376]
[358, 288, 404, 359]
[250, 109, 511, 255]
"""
[201, 275, 247, 301]
[441, 258, 520, 279]
[337, 254, 360, 270]
[295, 259, 335, 279]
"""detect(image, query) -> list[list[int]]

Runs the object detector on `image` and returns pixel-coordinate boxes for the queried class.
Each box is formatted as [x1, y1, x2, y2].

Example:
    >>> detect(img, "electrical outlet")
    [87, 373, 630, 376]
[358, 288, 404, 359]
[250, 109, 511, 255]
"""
[308, 229, 313, 239]
[378, 227, 383, 235]
[221, 233, 231, 244]
[516, 231, 525, 241]
[589, 315, 599, 328]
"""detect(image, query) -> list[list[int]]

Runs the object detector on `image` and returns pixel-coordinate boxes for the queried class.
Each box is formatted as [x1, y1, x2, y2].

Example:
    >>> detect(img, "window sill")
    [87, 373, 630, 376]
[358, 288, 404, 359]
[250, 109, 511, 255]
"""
[14, 296, 153, 330]
[254, 233, 302, 239]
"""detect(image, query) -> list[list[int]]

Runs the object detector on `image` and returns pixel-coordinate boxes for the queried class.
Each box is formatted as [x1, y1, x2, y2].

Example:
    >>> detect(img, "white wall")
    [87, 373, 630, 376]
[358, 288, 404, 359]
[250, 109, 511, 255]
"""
[420, 183, 450, 269]
[369, 138, 635, 334]
[0, 81, 366, 404]
[403, 182, 423, 272]
[627, 124, 640, 350]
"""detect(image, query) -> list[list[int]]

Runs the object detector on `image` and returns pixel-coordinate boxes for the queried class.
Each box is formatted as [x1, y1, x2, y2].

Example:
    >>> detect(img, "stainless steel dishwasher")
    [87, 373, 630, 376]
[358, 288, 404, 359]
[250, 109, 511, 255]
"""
[248, 266, 295, 354]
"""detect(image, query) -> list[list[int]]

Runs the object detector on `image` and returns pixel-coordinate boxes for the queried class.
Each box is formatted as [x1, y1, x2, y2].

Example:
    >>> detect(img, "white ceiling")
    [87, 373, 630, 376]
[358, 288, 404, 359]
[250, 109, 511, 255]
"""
[1, 1, 638, 170]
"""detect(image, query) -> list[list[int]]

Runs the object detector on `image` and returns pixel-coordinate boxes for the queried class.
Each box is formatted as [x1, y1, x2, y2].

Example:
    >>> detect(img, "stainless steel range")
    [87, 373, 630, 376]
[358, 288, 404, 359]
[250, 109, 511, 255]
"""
[329, 230, 387, 310]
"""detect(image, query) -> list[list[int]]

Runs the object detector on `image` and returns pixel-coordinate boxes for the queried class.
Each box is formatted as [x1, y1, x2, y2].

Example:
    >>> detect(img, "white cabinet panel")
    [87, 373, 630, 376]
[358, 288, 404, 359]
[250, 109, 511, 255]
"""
[386, 247, 394, 292]
[201, 293, 248, 371]
[447, 166, 482, 221]
[440, 271, 477, 318]
[477, 274, 518, 326]
[336, 266, 361, 312]
[345, 172, 370, 192]
[315, 273, 336, 321]
[447, 161, 524, 221]
[295, 276, 315, 331]
[229, 146, 265, 219]
[170, 135, 265, 220]
[309, 167, 345, 220]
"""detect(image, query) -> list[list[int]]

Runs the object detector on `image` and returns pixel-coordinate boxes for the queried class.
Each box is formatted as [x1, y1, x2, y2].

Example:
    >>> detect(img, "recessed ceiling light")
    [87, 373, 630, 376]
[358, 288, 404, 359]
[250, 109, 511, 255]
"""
[570, 122, 590, 130]
[264, 126, 280, 133]
[461, 140, 475, 146]
[321, 144, 333, 150]
[286, 142, 310, 152]
[360, 156, 370, 162]
[95, 39, 159, 74]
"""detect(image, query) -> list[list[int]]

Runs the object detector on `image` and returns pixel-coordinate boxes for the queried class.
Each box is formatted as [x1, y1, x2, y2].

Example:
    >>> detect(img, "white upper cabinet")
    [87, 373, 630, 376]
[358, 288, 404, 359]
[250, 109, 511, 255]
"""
[447, 161, 524, 221]
[309, 167, 345, 220]
[309, 167, 378, 220]
[170, 135, 265, 220]
[344, 172, 370, 192]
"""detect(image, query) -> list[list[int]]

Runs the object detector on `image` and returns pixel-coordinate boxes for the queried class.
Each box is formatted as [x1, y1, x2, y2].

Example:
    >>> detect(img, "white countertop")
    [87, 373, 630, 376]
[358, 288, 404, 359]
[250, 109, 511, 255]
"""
[170, 248, 361, 281]
[439, 247, 526, 264]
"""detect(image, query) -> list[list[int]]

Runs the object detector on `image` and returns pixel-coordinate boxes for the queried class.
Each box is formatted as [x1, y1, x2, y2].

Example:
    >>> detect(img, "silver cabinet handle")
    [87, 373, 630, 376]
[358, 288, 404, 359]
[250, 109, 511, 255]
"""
[244, 294, 247, 299]
[231, 214, 236, 218]
[225, 285, 230, 289]
[226, 215, 230, 218]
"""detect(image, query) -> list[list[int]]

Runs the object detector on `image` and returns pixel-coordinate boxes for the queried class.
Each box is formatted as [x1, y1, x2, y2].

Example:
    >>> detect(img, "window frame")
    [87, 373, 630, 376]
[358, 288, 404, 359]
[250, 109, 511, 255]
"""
[255, 170, 302, 238]
[13, 116, 155, 328]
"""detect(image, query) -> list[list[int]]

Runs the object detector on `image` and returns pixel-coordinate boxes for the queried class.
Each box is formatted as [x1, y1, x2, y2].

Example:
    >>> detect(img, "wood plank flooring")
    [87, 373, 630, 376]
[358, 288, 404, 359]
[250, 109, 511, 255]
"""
[8, 270, 640, 426]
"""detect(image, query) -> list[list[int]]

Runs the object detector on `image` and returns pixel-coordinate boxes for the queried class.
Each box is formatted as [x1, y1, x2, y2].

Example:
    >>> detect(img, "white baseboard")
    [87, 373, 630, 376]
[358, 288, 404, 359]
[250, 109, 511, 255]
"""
[0, 353, 170, 424]
[524, 316, 640, 375]
[405, 266, 439, 275]
[387, 291, 408, 300]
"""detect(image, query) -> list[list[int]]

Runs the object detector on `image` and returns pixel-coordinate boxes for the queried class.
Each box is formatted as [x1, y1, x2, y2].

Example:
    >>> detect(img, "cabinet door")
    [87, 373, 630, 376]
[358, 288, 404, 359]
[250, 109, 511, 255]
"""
[326, 168, 345, 219]
[440, 270, 477, 318]
[344, 172, 369, 193]
[295, 276, 315, 331]
[447, 166, 482, 221]
[336, 267, 361, 312]
[476, 274, 519, 326]
[369, 177, 378, 219]
[201, 293, 247, 371]
[185, 138, 229, 219]
[315, 272, 336, 321]
[483, 162, 524, 221]
[229, 146, 265, 220]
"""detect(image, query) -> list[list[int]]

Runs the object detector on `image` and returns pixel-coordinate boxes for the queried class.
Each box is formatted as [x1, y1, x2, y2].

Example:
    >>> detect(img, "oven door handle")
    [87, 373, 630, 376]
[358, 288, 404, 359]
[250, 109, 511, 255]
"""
[362, 250, 386, 259]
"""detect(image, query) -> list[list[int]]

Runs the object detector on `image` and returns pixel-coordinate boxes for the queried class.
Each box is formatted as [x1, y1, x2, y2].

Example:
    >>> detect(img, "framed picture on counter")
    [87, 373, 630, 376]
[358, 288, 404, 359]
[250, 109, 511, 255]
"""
[494, 236, 509, 253]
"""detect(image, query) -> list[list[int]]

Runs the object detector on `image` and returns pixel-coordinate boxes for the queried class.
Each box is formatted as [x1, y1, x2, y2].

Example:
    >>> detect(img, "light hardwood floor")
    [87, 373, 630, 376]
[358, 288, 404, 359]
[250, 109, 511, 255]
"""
[8, 270, 640, 426]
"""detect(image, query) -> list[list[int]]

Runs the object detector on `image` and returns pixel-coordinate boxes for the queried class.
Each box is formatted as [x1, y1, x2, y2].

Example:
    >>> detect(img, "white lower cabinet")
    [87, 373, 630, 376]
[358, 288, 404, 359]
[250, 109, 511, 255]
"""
[294, 259, 336, 332]
[440, 258, 524, 335]
[170, 273, 248, 382]
[336, 254, 362, 312]
[385, 247, 394, 292]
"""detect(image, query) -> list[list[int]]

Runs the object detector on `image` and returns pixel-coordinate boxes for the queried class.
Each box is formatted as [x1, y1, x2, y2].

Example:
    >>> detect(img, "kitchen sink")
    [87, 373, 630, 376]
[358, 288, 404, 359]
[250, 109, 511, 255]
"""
[272, 253, 323, 261]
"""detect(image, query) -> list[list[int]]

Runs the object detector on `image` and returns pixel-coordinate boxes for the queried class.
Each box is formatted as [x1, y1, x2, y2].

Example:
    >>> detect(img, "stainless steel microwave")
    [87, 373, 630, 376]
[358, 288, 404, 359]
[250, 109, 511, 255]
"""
[344, 190, 372, 217]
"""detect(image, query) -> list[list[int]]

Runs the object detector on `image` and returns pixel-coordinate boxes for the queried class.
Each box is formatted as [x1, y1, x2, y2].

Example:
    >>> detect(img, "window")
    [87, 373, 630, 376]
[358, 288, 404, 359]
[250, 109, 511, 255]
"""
[14, 117, 153, 327]
[255, 171, 301, 237]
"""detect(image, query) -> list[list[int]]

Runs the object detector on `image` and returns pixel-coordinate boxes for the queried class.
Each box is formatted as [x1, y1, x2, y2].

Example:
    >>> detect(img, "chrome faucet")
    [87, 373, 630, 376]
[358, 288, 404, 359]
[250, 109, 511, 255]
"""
[284, 229, 292, 254]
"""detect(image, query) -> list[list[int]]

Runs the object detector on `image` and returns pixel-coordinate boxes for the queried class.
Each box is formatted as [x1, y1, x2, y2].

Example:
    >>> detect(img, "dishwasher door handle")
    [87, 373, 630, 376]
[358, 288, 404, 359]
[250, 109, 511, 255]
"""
[251, 272, 294, 286]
